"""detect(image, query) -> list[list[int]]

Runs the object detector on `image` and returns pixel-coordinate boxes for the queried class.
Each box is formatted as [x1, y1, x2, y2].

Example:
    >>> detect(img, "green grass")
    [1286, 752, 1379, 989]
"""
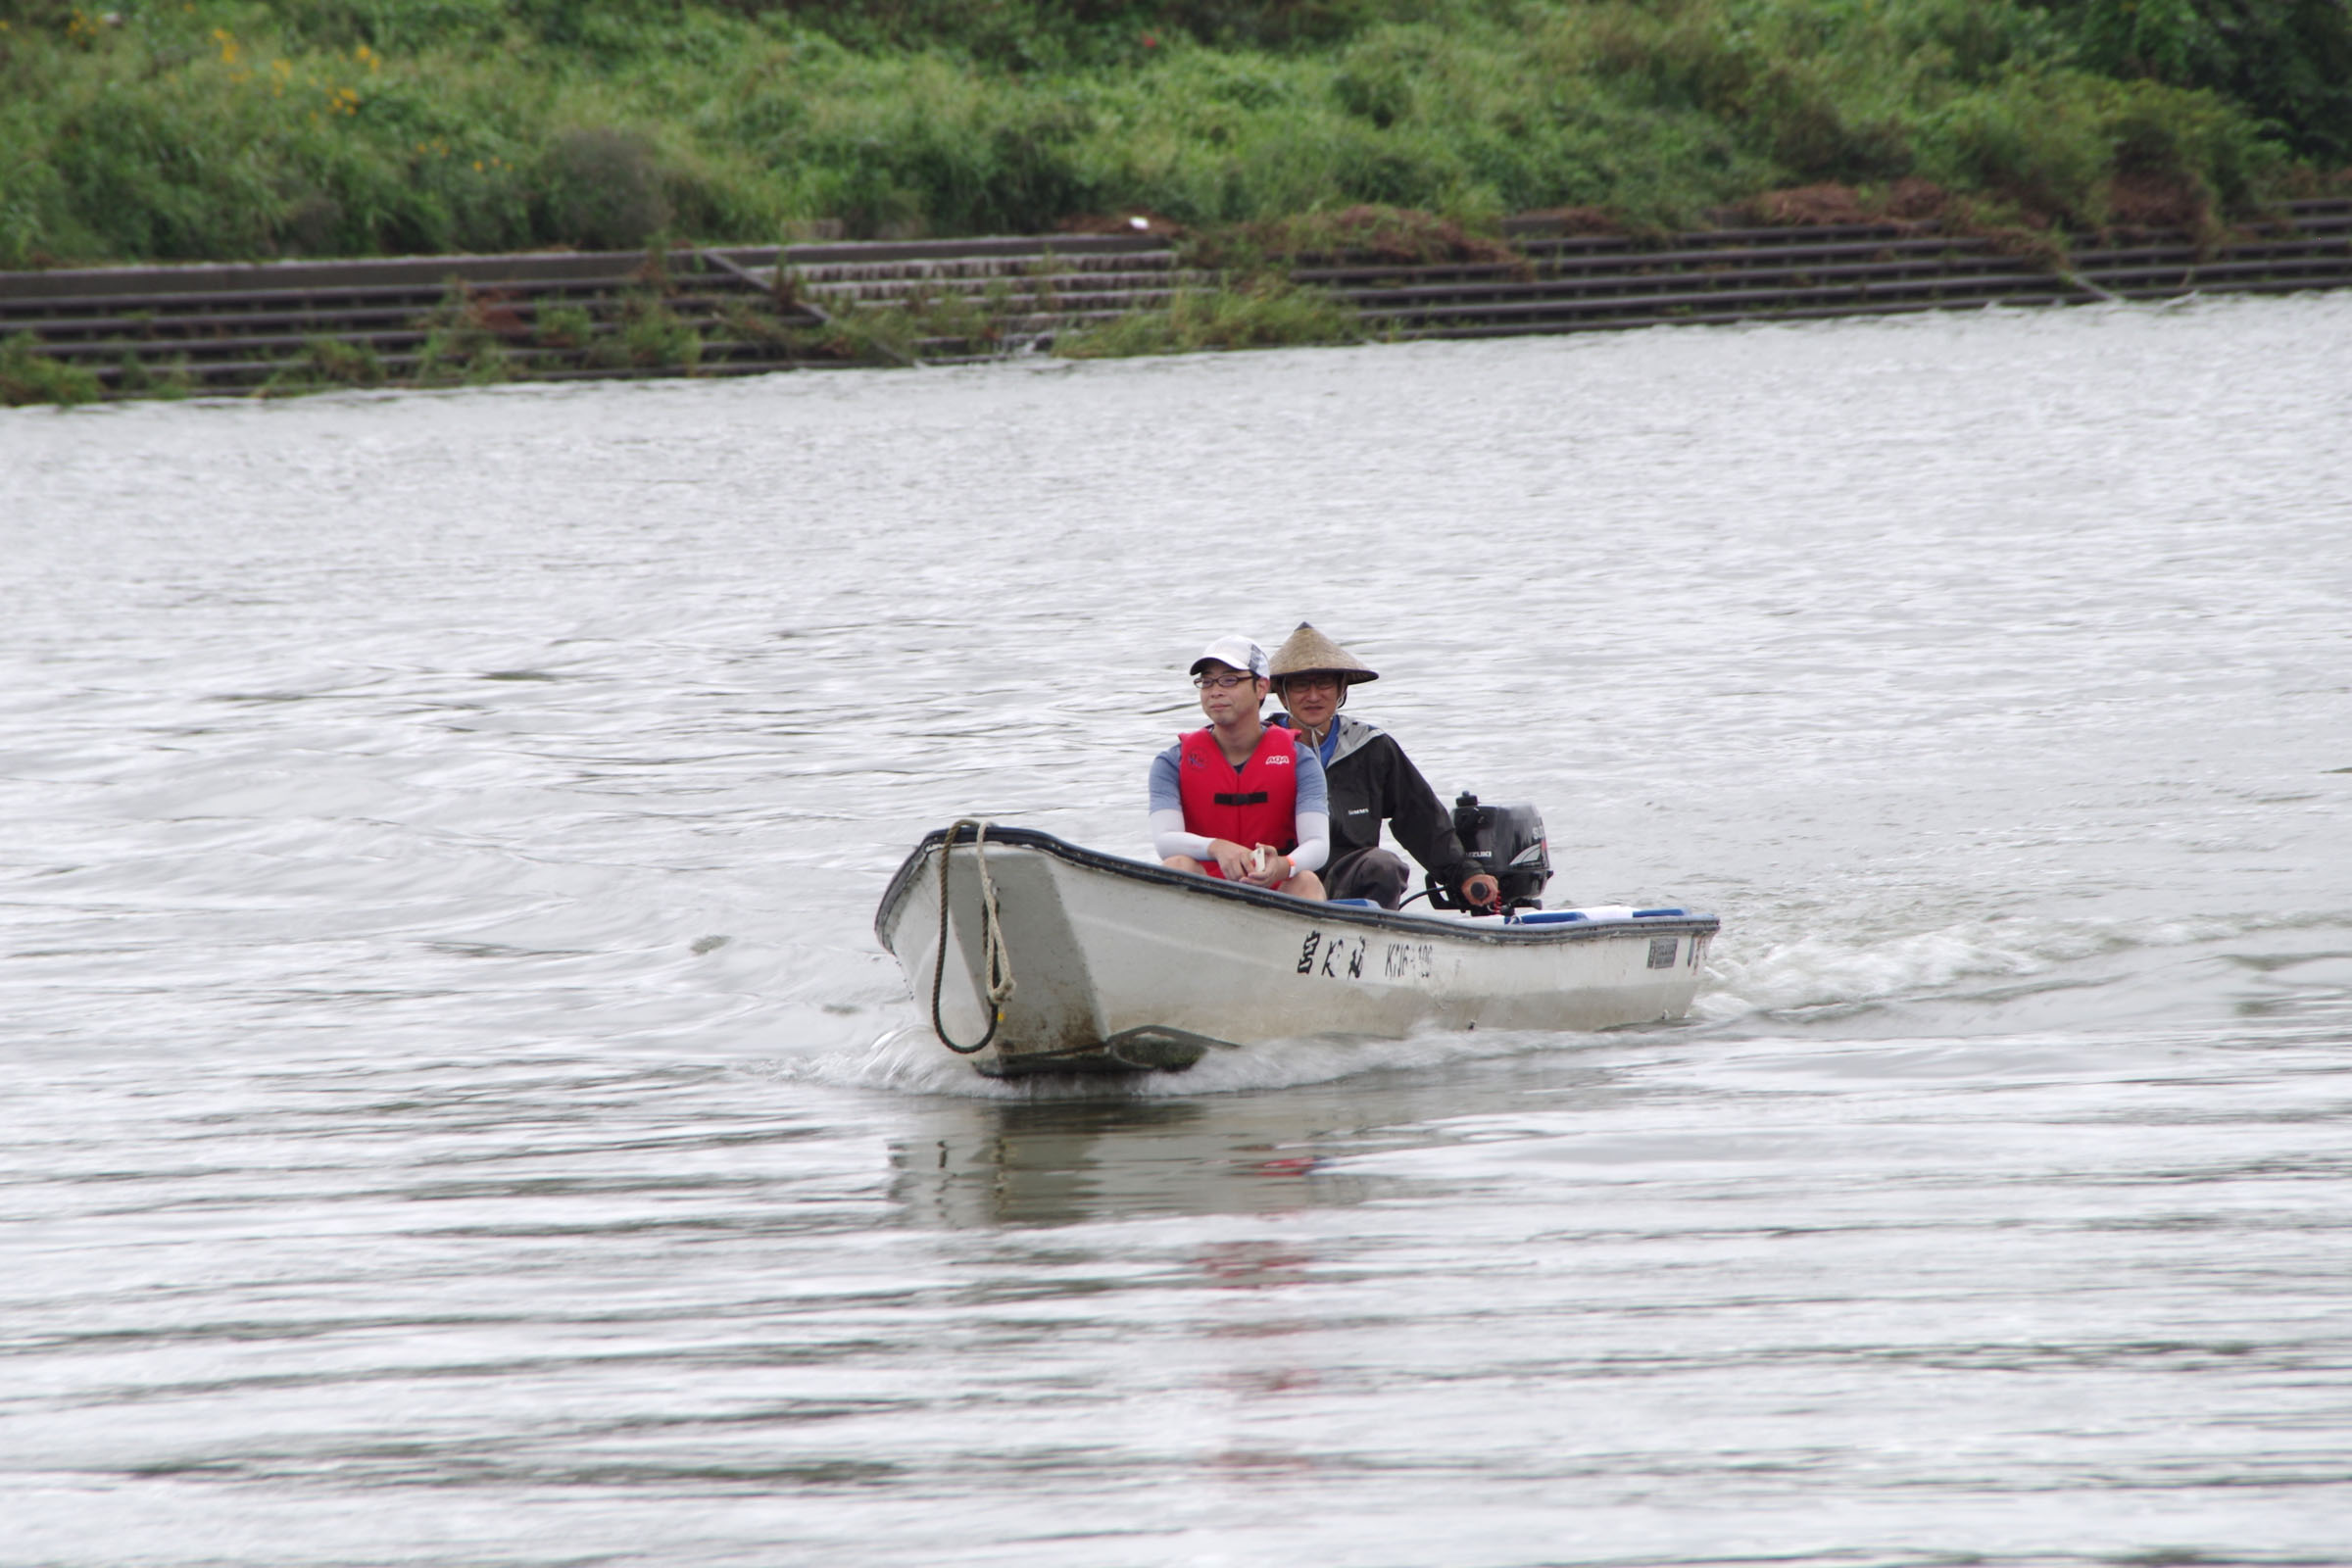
[1, 330, 103, 405]
[3, 0, 2345, 271]
[1055, 278, 1364, 356]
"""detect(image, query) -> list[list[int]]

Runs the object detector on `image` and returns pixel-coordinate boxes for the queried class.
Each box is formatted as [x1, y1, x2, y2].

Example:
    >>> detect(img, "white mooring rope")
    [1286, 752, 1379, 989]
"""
[928, 818, 1016, 1054]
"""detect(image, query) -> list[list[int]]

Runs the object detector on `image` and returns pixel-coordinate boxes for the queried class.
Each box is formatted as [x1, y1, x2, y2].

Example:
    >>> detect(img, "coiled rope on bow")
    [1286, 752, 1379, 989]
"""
[929, 818, 1016, 1054]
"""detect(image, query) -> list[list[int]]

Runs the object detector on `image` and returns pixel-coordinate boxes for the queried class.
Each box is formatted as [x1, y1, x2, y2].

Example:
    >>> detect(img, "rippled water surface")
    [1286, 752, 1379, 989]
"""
[5, 296, 2351, 1566]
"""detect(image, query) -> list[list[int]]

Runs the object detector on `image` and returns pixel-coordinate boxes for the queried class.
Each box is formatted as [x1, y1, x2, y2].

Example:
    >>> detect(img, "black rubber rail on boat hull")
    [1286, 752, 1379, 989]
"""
[873, 824, 1722, 952]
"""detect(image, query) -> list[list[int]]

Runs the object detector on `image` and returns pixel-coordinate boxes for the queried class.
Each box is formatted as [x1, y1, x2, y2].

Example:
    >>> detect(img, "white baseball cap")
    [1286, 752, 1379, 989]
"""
[1189, 635, 1268, 678]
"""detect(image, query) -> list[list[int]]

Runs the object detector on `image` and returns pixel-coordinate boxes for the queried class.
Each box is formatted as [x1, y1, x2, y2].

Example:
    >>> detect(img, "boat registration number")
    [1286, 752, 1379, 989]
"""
[1298, 930, 1436, 984]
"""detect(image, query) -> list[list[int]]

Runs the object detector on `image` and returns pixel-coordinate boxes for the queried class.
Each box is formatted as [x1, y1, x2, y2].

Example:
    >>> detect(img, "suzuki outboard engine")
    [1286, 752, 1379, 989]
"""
[1426, 792, 1551, 913]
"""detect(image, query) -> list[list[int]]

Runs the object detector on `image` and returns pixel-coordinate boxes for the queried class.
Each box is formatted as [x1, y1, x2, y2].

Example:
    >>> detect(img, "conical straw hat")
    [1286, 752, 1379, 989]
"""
[1268, 622, 1379, 684]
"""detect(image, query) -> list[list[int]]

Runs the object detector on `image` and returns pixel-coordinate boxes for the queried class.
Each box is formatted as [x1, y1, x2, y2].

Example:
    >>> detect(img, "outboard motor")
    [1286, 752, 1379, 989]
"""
[1426, 792, 1551, 914]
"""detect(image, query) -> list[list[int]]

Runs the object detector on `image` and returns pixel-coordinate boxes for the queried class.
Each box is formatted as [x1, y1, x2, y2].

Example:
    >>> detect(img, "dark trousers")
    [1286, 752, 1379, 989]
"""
[1323, 846, 1411, 909]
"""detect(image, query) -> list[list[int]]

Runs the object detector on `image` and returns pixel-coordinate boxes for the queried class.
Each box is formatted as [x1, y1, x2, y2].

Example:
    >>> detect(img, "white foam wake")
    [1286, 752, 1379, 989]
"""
[1692, 908, 2320, 1023]
[759, 908, 2351, 1095]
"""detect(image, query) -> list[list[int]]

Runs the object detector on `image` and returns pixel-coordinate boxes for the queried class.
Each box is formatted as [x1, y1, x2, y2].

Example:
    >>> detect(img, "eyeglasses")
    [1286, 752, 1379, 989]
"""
[1193, 672, 1255, 690]
[1281, 675, 1342, 695]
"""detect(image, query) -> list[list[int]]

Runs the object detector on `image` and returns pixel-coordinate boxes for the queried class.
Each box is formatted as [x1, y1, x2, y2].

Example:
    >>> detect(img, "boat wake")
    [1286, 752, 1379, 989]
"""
[755, 907, 2351, 1098]
[773, 1013, 1644, 1099]
[753, 903, 2352, 1100]
[1693, 907, 2352, 1035]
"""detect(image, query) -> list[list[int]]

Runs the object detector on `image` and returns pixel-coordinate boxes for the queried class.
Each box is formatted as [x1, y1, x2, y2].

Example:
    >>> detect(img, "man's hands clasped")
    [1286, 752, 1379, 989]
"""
[1207, 839, 1293, 888]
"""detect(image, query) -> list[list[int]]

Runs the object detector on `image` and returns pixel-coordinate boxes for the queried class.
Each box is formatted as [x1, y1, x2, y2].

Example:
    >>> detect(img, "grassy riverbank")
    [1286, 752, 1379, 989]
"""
[5, 0, 2350, 272]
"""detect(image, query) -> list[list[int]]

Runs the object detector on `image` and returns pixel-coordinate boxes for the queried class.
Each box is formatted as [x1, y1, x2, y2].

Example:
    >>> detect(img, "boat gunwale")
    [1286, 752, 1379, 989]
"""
[873, 823, 1720, 950]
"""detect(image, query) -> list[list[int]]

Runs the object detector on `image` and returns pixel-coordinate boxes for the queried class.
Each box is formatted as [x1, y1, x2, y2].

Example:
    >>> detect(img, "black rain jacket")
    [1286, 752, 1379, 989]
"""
[1271, 713, 1474, 891]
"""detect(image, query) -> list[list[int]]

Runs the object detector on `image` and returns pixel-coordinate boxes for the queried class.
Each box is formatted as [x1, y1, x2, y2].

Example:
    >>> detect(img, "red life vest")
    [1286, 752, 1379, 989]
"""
[1177, 725, 1299, 877]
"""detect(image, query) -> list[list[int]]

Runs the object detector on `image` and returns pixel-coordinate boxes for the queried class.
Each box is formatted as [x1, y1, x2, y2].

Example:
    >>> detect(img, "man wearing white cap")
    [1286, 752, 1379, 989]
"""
[1266, 622, 1498, 911]
[1149, 635, 1329, 899]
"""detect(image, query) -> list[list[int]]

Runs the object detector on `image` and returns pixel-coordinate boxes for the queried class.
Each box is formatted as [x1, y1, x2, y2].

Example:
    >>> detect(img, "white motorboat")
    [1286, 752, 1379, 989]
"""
[875, 822, 1719, 1077]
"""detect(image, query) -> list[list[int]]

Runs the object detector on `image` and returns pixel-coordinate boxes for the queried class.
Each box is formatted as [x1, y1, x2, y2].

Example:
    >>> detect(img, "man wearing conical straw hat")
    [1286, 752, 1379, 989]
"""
[1267, 623, 1499, 912]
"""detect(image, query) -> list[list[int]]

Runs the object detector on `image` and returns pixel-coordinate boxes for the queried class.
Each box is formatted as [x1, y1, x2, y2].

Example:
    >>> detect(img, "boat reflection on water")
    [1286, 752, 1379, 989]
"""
[886, 1093, 1385, 1229]
[885, 1054, 1632, 1228]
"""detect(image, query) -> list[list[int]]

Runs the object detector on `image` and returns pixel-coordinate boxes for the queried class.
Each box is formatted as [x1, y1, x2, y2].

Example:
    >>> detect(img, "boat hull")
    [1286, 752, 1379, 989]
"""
[875, 825, 1718, 1076]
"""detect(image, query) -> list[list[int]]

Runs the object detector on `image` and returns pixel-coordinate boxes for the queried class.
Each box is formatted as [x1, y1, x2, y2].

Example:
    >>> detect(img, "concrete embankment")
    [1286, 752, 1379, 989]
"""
[4, 201, 2348, 399]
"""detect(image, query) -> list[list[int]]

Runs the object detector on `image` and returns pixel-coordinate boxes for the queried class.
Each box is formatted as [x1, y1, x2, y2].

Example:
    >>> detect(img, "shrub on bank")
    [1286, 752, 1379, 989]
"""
[2054, 0, 2352, 162]
[1, 331, 103, 406]
[1055, 278, 1363, 356]
[0, 0, 2341, 270]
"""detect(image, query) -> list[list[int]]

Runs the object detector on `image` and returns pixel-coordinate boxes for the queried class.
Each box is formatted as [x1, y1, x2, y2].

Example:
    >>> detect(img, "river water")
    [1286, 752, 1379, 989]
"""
[4, 294, 2349, 1566]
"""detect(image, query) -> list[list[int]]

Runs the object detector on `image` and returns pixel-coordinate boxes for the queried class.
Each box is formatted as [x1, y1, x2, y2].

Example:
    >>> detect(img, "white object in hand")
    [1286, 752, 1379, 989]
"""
[1250, 846, 1269, 877]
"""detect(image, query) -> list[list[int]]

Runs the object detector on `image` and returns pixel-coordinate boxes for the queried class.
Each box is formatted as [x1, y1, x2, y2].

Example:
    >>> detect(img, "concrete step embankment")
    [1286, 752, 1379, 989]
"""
[4, 205, 2347, 397]
[0, 234, 1188, 390]
[762, 234, 1204, 357]
[0, 247, 807, 389]
[1312, 200, 2352, 337]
